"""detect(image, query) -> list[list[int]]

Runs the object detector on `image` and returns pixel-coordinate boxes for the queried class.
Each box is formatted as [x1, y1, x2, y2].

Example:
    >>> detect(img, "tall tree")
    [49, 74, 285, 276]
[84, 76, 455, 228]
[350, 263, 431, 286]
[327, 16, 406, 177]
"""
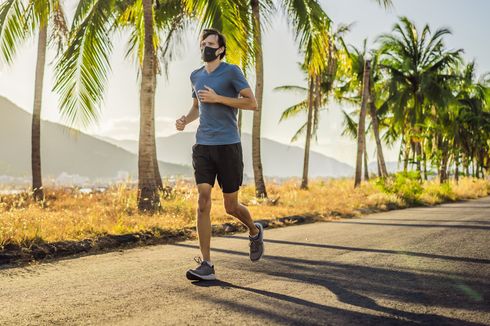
[54, 0, 187, 212]
[354, 59, 371, 187]
[0, 0, 68, 202]
[378, 17, 462, 175]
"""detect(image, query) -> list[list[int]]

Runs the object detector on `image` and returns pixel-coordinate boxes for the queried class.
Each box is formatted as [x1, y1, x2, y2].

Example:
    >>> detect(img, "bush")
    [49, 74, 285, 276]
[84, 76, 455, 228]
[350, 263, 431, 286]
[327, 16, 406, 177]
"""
[375, 171, 423, 204]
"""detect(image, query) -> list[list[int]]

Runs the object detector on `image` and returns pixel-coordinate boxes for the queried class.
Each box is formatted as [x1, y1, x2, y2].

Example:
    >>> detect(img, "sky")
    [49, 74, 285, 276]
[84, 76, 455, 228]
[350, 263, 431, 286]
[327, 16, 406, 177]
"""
[0, 0, 489, 165]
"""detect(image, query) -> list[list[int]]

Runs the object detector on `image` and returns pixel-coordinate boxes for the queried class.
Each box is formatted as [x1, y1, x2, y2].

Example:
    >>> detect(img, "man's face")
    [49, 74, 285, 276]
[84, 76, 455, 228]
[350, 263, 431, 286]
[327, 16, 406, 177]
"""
[200, 34, 223, 57]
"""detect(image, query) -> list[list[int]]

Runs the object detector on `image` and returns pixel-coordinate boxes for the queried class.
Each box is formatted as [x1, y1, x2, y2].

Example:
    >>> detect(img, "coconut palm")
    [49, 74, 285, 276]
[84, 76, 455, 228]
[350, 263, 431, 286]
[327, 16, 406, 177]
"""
[377, 16, 462, 175]
[450, 62, 490, 181]
[53, 0, 188, 212]
[274, 24, 351, 188]
[0, 0, 68, 202]
[335, 39, 391, 185]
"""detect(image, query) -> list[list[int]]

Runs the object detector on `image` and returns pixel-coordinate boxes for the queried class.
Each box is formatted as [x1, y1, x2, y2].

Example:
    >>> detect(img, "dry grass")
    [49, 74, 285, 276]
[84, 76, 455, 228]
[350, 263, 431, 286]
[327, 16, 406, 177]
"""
[0, 177, 488, 248]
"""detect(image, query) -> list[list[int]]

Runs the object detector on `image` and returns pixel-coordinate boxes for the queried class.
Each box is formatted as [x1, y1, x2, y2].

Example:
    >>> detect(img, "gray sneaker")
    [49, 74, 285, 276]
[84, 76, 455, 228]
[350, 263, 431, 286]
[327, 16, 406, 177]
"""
[249, 222, 264, 262]
[186, 257, 216, 281]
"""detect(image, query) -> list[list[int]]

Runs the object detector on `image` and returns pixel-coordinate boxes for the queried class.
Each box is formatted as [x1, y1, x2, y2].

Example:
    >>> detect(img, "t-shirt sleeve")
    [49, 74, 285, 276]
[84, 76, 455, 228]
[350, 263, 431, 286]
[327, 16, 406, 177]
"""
[192, 86, 197, 98]
[231, 65, 251, 93]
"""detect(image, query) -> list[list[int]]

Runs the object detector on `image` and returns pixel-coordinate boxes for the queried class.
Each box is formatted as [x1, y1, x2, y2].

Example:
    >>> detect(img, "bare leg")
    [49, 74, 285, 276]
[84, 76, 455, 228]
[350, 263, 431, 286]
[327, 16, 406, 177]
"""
[197, 183, 213, 261]
[223, 190, 259, 237]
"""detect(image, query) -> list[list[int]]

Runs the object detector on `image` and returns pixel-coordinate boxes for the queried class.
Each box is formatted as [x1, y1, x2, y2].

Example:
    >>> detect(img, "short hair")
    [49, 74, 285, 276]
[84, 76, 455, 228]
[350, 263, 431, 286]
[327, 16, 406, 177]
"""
[200, 28, 226, 59]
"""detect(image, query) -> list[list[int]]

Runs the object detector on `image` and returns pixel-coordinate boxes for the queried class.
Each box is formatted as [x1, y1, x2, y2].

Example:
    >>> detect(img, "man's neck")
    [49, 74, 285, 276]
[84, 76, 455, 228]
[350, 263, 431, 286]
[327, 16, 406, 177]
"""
[204, 59, 221, 73]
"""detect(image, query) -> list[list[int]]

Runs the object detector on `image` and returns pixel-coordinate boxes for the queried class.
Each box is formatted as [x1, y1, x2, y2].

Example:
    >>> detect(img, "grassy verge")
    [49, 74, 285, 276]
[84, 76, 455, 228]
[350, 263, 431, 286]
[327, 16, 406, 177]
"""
[0, 175, 489, 264]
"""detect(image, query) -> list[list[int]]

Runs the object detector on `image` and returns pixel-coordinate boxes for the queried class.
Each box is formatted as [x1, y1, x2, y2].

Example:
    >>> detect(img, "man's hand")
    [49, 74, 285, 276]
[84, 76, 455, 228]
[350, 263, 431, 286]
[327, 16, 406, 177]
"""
[175, 115, 186, 131]
[198, 86, 221, 103]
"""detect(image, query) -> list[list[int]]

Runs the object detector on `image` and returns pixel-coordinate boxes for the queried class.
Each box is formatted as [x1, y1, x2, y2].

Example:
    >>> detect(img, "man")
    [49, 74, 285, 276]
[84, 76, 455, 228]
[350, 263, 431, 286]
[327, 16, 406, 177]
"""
[175, 28, 264, 281]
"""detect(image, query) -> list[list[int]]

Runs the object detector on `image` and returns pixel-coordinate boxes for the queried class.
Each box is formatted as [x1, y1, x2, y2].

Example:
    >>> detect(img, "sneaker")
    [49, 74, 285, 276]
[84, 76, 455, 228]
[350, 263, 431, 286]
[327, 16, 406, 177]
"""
[249, 222, 264, 262]
[186, 257, 216, 281]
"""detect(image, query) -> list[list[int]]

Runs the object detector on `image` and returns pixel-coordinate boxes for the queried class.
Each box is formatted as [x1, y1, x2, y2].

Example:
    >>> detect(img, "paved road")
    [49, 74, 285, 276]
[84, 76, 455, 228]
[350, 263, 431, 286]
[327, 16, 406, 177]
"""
[1, 197, 490, 325]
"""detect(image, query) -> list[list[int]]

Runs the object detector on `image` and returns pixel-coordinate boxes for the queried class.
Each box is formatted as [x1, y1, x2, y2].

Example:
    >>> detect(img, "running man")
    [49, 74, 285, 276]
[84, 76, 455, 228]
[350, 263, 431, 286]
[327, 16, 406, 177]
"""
[175, 28, 264, 281]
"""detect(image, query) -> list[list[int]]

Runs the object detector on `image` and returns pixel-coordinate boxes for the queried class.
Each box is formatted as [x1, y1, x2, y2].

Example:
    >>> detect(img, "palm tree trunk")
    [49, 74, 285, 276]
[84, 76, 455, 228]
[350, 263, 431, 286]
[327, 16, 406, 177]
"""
[31, 23, 48, 202]
[455, 153, 459, 184]
[376, 154, 382, 177]
[301, 77, 315, 190]
[363, 144, 369, 181]
[422, 150, 428, 181]
[151, 67, 163, 191]
[138, 0, 160, 212]
[355, 60, 370, 188]
[369, 102, 388, 178]
[415, 141, 422, 177]
[439, 146, 449, 184]
[403, 139, 410, 172]
[251, 0, 267, 198]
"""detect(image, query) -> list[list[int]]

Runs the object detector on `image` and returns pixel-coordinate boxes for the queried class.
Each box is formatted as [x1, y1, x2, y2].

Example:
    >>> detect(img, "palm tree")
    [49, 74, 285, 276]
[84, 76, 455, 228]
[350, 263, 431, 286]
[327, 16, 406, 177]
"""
[449, 62, 490, 181]
[337, 39, 391, 184]
[377, 17, 462, 176]
[274, 23, 351, 189]
[54, 0, 187, 212]
[353, 59, 371, 187]
[0, 0, 68, 202]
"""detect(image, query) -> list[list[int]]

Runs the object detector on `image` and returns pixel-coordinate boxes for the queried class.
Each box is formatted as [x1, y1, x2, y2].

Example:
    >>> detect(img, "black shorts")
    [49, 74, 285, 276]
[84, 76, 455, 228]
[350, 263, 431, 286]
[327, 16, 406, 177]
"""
[192, 142, 244, 193]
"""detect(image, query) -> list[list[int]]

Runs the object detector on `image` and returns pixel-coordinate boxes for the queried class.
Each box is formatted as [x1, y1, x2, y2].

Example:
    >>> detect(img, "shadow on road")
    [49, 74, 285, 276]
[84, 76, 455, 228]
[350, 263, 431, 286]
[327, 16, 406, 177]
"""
[362, 218, 490, 225]
[221, 236, 490, 265]
[328, 221, 490, 231]
[174, 242, 489, 325]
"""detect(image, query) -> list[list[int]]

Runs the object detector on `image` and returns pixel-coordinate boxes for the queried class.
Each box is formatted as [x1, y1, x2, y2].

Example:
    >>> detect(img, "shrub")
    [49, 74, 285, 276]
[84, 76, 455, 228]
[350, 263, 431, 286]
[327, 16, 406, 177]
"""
[375, 171, 423, 204]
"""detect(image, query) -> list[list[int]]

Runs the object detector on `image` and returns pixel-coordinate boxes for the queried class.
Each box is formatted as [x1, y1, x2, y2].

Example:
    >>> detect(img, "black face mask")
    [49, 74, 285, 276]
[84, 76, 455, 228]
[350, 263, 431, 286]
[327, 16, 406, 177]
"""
[201, 46, 220, 62]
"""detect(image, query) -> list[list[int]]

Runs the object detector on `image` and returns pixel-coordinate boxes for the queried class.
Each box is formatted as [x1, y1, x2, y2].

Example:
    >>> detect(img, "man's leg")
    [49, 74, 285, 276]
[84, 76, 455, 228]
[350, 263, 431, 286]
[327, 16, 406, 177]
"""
[197, 183, 213, 261]
[223, 190, 259, 237]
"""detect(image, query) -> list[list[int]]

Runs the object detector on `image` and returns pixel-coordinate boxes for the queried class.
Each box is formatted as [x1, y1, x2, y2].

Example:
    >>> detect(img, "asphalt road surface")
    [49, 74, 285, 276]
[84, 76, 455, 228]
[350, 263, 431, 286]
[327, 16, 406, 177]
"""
[1, 197, 489, 325]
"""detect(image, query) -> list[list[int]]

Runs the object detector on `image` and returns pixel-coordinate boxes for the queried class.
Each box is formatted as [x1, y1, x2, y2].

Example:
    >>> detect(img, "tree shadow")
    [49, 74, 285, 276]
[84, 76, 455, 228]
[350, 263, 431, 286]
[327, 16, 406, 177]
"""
[328, 221, 490, 231]
[363, 218, 490, 225]
[221, 236, 490, 264]
[191, 280, 418, 325]
[174, 243, 489, 325]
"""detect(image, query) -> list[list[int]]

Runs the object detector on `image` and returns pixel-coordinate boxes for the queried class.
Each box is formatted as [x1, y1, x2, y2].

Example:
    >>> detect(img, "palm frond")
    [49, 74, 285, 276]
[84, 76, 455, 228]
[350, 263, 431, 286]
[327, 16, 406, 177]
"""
[53, 0, 115, 128]
[341, 109, 358, 139]
[0, 0, 27, 64]
[273, 85, 308, 94]
[279, 99, 308, 122]
[290, 121, 308, 142]
[281, 0, 331, 74]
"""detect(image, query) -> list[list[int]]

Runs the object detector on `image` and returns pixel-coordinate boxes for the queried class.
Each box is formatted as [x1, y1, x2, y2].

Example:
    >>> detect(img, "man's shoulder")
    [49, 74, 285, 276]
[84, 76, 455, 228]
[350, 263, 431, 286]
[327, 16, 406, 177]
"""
[222, 62, 240, 72]
[190, 65, 205, 78]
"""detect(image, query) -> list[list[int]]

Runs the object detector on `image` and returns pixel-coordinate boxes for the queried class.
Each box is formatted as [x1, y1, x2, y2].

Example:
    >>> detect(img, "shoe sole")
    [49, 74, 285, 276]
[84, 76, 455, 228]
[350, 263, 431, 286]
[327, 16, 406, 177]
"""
[186, 270, 217, 281]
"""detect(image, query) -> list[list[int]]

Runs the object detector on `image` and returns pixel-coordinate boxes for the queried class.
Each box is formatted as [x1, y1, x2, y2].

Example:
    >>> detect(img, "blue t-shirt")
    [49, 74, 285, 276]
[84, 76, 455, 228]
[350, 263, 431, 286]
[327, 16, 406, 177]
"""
[190, 62, 250, 145]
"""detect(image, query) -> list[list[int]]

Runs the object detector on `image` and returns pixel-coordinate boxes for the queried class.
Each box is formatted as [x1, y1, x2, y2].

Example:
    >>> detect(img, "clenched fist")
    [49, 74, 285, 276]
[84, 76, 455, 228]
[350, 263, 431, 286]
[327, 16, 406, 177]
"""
[175, 115, 186, 131]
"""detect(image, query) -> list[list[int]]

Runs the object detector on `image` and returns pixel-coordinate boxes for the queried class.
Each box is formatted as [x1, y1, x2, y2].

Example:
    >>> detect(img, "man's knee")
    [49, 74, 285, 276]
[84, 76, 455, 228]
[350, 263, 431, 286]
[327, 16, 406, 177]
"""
[198, 194, 211, 215]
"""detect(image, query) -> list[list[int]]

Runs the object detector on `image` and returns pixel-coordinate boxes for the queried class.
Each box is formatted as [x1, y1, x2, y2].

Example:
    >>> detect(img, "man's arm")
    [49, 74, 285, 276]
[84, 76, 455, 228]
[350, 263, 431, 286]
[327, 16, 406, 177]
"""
[176, 98, 199, 131]
[198, 86, 258, 111]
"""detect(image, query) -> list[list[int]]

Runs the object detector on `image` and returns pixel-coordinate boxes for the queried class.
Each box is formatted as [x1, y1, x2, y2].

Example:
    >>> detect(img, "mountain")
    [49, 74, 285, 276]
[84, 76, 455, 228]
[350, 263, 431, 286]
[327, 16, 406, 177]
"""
[0, 97, 192, 182]
[98, 132, 355, 179]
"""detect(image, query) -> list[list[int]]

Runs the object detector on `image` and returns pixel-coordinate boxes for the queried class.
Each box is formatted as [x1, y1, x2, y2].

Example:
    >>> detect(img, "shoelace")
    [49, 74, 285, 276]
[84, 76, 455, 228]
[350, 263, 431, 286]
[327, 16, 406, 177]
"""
[194, 256, 203, 265]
